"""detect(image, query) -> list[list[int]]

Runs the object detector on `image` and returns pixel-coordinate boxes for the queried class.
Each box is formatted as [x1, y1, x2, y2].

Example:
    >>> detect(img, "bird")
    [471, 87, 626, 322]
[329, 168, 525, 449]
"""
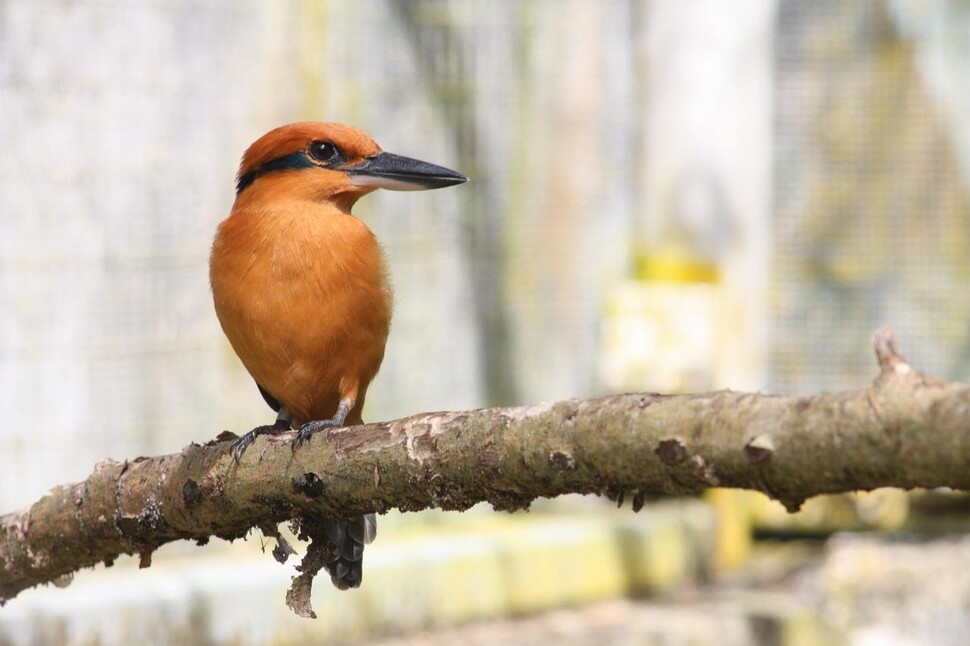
[209, 122, 467, 589]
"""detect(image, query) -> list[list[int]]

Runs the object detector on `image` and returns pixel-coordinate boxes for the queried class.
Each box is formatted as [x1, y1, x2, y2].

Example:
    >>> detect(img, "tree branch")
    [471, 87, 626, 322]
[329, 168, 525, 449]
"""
[2, 329, 969, 616]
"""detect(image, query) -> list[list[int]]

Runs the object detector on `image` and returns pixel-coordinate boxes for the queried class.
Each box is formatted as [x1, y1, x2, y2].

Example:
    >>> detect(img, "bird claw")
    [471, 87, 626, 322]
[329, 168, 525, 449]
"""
[230, 419, 291, 462]
[230, 433, 256, 463]
[292, 399, 353, 450]
[292, 418, 341, 449]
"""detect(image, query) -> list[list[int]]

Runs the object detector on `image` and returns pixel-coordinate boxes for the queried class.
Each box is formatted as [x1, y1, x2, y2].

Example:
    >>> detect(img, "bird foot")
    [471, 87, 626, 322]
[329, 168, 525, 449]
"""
[230, 418, 291, 462]
[292, 418, 342, 448]
[292, 398, 353, 450]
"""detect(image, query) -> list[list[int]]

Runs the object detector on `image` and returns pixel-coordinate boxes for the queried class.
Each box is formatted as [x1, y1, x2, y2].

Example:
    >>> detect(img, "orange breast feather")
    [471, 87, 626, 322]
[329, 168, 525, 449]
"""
[210, 203, 392, 425]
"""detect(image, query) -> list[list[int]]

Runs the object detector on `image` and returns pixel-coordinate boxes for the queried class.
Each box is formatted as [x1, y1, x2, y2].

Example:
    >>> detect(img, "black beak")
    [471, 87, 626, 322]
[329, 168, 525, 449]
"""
[346, 151, 468, 191]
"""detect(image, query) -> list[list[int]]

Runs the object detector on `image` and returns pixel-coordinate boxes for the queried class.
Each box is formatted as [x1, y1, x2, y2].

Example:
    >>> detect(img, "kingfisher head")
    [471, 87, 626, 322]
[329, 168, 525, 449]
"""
[234, 122, 467, 209]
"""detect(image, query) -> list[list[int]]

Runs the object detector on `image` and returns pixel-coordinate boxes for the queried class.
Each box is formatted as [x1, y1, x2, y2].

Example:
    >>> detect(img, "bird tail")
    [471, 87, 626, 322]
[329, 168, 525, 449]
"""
[324, 513, 377, 590]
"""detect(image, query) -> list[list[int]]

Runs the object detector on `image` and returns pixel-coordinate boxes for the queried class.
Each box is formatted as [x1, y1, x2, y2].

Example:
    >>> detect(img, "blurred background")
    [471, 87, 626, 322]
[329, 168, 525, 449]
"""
[1, 0, 969, 644]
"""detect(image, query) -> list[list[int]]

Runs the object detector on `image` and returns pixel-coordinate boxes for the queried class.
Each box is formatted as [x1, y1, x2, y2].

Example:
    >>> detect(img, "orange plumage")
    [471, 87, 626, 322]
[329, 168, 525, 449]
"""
[209, 122, 466, 589]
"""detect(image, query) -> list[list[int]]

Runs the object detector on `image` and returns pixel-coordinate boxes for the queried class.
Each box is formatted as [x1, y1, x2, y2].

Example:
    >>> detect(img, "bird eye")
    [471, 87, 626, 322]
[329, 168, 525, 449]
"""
[308, 141, 339, 163]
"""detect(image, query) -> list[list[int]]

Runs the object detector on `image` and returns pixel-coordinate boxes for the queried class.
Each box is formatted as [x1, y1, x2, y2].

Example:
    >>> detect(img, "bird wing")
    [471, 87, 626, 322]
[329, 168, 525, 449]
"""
[257, 382, 281, 413]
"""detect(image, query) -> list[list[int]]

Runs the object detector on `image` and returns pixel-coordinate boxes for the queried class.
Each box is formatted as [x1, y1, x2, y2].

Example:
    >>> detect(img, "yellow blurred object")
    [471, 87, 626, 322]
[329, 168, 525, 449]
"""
[600, 248, 725, 394]
[618, 501, 715, 593]
[636, 250, 720, 284]
[704, 489, 755, 572]
[500, 518, 627, 614]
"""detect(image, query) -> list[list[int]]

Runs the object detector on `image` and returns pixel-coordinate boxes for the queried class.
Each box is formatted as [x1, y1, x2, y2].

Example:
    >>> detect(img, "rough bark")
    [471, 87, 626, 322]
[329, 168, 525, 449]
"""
[2, 330, 969, 616]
